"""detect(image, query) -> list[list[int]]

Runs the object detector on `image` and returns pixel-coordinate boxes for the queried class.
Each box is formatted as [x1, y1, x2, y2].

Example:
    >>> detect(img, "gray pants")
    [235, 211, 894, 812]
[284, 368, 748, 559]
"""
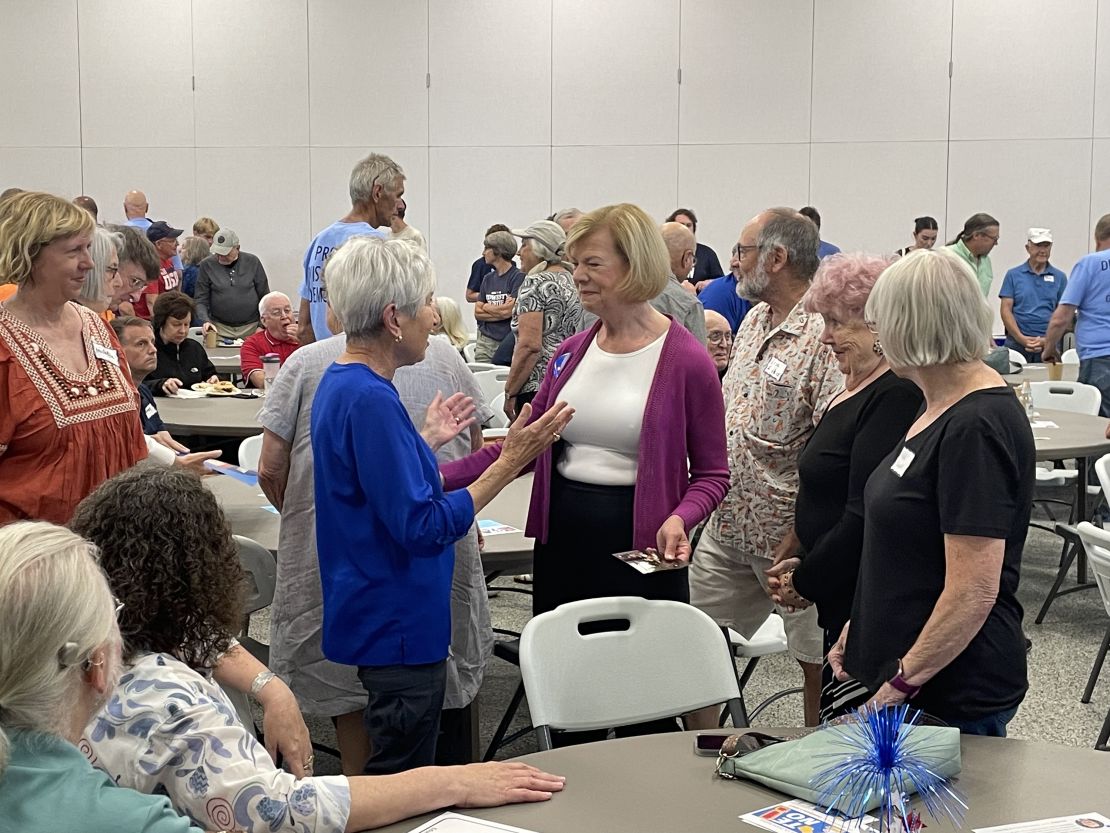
[473, 332, 502, 363]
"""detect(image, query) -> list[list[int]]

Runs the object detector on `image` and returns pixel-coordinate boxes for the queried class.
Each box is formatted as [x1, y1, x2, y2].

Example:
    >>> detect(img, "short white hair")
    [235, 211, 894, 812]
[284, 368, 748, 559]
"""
[324, 235, 436, 340]
[257, 291, 291, 317]
[0, 522, 118, 777]
[865, 248, 991, 367]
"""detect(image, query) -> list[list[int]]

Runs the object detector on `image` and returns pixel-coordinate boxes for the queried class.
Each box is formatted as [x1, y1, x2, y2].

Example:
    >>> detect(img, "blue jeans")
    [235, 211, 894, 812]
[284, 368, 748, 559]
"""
[944, 705, 1018, 737]
[1078, 356, 1110, 417]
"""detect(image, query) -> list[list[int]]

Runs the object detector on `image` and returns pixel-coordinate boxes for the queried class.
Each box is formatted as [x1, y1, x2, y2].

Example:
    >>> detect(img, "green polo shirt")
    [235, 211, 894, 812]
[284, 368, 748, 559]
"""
[947, 239, 994, 297]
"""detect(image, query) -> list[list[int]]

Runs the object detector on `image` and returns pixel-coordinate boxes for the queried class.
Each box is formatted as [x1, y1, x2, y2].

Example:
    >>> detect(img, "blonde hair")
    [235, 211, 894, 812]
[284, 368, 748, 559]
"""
[0, 191, 95, 287]
[192, 216, 219, 237]
[566, 203, 669, 302]
[865, 248, 991, 368]
[0, 522, 118, 777]
[434, 296, 468, 349]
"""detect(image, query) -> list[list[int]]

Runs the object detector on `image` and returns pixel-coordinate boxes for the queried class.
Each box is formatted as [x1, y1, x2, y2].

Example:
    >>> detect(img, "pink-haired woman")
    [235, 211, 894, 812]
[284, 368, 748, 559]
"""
[765, 253, 923, 721]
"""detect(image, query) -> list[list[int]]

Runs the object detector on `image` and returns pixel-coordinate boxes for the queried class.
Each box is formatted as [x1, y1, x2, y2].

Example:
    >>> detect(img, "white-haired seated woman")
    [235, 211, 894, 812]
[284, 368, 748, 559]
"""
[311, 236, 573, 773]
[828, 249, 1033, 735]
[0, 521, 198, 832]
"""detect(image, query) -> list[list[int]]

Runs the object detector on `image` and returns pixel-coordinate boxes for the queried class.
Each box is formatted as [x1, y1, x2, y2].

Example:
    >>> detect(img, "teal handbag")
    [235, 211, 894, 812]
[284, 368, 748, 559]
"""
[715, 725, 962, 815]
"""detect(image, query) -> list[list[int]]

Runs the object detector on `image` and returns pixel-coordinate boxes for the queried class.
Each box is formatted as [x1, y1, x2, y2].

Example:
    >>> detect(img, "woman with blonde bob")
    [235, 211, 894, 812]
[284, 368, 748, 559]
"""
[433, 295, 469, 355]
[0, 521, 196, 831]
[828, 249, 1033, 735]
[444, 203, 729, 617]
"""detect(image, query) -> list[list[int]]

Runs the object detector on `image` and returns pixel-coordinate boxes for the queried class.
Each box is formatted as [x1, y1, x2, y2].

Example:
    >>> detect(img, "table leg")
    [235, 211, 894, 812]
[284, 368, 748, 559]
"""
[1077, 456, 1089, 584]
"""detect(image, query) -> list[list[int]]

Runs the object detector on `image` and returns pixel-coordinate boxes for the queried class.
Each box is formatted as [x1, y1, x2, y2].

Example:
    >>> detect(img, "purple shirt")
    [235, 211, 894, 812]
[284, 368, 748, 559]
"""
[443, 318, 730, 549]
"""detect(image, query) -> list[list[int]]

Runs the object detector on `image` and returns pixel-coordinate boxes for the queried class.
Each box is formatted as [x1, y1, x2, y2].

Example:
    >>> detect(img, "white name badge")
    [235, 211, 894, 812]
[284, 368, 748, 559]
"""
[145, 403, 158, 419]
[764, 357, 787, 382]
[92, 342, 119, 366]
[890, 446, 915, 477]
[1044, 274, 1055, 283]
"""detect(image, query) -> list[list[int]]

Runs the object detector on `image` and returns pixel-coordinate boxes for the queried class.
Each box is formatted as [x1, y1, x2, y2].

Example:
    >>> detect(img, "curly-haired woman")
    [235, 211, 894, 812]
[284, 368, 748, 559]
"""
[72, 467, 565, 833]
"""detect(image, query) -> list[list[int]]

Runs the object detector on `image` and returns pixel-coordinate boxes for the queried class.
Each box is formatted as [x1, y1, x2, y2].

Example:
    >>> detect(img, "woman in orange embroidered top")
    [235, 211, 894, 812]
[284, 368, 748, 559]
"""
[0, 192, 147, 525]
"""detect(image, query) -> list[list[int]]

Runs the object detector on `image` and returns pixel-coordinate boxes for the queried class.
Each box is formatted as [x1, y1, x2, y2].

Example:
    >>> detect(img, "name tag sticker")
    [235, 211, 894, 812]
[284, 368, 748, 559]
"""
[144, 403, 157, 419]
[92, 342, 119, 366]
[764, 357, 787, 381]
[1044, 274, 1055, 283]
[890, 447, 915, 477]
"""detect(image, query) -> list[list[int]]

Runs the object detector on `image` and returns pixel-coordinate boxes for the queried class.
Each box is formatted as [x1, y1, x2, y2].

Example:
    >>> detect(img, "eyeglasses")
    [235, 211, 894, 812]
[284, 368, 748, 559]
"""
[104, 265, 119, 276]
[707, 331, 733, 346]
[863, 319, 879, 335]
[732, 244, 759, 258]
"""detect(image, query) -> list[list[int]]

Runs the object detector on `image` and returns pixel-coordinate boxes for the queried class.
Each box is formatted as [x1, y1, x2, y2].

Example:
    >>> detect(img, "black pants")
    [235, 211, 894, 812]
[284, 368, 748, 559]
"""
[357, 660, 446, 774]
[435, 705, 476, 765]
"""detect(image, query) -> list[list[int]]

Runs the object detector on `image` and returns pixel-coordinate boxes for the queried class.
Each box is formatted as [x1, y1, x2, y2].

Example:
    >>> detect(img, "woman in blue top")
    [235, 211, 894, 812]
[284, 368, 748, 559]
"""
[311, 236, 573, 775]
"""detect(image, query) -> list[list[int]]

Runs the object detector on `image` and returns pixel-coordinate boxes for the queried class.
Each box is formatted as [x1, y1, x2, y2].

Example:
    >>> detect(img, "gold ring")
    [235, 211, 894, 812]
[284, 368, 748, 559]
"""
[552, 432, 561, 441]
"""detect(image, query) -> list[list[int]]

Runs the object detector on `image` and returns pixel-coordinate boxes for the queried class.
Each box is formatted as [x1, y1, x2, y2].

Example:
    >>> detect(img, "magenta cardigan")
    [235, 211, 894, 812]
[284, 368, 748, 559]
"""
[442, 318, 730, 550]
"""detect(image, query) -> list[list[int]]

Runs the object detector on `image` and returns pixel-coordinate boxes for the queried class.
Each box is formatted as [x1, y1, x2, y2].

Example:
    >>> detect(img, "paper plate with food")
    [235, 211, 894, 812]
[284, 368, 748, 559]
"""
[192, 380, 239, 396]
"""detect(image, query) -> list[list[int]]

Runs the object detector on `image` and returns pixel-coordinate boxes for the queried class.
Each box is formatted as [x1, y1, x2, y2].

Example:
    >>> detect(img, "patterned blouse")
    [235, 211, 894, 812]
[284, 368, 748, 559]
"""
[0, 302, 146, 524]
[706, 300, 843, 558]
[82, 652, 351, 833]
[511, 268, 582, 394]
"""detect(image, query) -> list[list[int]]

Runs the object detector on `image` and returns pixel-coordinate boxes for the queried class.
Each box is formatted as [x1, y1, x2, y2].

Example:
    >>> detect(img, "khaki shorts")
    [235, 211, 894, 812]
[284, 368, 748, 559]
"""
[689, 530, 823, 665]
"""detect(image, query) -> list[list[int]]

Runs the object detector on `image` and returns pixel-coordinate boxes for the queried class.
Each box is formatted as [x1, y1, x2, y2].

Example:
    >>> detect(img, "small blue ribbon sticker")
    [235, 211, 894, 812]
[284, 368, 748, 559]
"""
[552, 353, 570, 379]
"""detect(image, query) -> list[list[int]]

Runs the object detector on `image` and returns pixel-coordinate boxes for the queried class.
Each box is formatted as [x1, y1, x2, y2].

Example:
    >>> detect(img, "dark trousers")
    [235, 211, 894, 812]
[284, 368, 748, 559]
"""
[435, 705, 476, 765]
[357, 660, 446, 774]
[1004, 336, 1042, 364]
[1079, 356, 1110, 417]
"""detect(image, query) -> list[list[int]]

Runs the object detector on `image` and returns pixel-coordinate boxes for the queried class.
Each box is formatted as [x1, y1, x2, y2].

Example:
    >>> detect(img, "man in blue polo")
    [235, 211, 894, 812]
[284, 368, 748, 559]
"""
[1043, 214, 1110, 415]
[999, 228, 1067, 362]
[697, 243, 752, 333]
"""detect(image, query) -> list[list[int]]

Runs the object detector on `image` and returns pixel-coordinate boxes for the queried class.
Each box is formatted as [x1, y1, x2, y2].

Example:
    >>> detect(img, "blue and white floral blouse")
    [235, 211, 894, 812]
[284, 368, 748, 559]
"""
[81, 652, 351, 833]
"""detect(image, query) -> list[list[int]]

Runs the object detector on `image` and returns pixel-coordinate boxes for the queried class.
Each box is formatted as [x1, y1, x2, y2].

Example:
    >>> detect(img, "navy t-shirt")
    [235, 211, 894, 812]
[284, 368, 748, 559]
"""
[478, 265, 526, 341]
[138, 383, 165, 434]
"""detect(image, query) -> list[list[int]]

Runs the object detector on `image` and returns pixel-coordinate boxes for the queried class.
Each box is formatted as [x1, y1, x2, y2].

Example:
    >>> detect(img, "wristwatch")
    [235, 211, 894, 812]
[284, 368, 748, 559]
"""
[887, 658, 921, 699]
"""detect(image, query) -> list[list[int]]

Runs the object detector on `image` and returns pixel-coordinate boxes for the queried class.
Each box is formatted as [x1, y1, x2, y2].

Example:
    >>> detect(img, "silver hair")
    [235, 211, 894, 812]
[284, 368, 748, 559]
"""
[757, 207, 821, 282]
[324, 235, 436, 340]
[79, 226, 123, 306]
[527, 236, 560, 263]
[257, 291, 291, 317]
[865, 248, 991, 367]
[553, 207, 583, 223]
[0, 522, 119, 777]
[484, 230, 518, 261]
[349, 153, 405, 206]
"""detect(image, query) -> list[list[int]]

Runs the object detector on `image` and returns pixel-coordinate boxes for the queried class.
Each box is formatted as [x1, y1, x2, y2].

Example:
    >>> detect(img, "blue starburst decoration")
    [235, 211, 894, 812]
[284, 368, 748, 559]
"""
[812, 703, 967, 832]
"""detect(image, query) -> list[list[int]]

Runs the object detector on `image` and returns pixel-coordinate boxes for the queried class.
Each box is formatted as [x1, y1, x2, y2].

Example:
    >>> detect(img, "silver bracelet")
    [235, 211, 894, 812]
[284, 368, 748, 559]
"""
[250, 670, 276, 697]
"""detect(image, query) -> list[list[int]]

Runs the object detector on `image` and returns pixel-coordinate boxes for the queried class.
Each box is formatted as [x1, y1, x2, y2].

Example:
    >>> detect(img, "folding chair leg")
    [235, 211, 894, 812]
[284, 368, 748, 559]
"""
[1036, 533, 1081, 624]
[482, 681, 526, 762]
[1097, 706, 1110, 751]
[1082, 624, 1110, 704]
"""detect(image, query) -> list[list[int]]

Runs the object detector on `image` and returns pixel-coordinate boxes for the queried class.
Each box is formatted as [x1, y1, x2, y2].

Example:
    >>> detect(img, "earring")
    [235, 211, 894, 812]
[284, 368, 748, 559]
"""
[395, 333, 403, 343]
[873, 339, 884, 357]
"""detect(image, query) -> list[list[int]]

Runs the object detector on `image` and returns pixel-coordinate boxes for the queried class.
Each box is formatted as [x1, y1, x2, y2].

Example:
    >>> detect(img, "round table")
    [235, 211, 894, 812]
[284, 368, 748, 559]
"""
[1003, 362, 1080, 385]
[1033, 407, 1110, 461]
[157, 393, 264, 437]
[374, 730, 1110, 833]
[207, 345, 242, 375]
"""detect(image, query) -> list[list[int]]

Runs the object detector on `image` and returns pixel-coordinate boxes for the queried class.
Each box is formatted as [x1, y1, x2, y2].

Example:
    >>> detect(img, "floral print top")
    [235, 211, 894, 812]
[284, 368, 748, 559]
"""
[82, 652, 351, 833]
[706, 300, 843, 558]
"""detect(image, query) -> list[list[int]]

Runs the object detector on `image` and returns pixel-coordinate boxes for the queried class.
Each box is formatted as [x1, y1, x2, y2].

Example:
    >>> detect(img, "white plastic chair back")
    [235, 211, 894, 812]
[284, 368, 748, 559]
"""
[466, 362, 501, 373]
[486, 394, 509, 429]
[1063, 348, 1080, 365]
[473, 368, 510, 405]
[482, 427, 509, 442]
[519, 596, 743, 747]
[188, 326, 206, 343]
[1029, 381, 1102, 416]
[1008, 349, 1027, 367]
[238, 435, 263, 472]
[1076, 522, 1110, 620]
[463, 342, 476, 362]
[727, 613, 789, 659]
[235, 535, 276, 616]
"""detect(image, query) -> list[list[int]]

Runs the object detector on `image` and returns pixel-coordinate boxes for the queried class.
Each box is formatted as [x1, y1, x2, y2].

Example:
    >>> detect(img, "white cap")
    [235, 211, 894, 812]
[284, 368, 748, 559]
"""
[1027, 228, 1053, 244]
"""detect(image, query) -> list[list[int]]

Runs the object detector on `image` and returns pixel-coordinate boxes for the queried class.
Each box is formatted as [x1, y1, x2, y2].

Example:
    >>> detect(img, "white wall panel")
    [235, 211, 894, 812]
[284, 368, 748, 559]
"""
[195, 148, 311, 300]
[812, 1, 951, 142]
[809, 141, 948, 255]
[679, 0, 812, 144]
[951, 0, 1097, 140]
[1095, 0, 1110, 137]
[677, 143, 811, 267]
[78, 0, 193, 148]
[1088, 138, 1110, 241]
[310, 1, 428, 147]
[193, 0, 309, 147]
[429, 0, 551, 147]
[428, 146, 550, 325]
[0, 148, 83, 197]
[552, 145, 678, 225]
[551, 0, 679, 145]
[81, 147, 197, 229]
[0, 0, 80, 147]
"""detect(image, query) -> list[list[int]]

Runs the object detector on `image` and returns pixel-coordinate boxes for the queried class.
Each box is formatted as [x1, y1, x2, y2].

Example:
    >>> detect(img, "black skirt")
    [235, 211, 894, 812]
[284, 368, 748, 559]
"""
[532, 469, 690, 616]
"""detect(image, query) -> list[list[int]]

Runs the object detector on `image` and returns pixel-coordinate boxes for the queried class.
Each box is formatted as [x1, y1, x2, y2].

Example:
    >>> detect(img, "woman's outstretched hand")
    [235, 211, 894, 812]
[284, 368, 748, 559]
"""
[498, 401, 574, 471]
[422, 391, 477, 451]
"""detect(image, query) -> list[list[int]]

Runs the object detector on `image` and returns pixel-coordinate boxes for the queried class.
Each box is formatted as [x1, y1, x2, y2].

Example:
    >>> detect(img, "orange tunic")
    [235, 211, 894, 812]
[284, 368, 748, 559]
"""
[0, 303, 147, 525]
[0, 284, 16, 303]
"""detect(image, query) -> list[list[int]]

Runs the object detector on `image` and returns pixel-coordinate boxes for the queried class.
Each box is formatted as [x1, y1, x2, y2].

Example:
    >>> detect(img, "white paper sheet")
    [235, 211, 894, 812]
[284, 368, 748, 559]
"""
[403, 812, 541, 833]
[974, 812, 1110, 833]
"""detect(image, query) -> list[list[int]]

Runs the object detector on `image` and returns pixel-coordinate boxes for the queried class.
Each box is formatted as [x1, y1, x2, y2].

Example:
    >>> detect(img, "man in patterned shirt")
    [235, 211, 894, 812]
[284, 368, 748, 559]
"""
[689, 207, 843, 726]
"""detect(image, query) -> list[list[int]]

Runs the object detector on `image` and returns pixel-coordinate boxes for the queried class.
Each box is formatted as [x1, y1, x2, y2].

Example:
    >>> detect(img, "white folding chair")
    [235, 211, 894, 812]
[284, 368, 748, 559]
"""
[238, 434, 262, 472]
[1030, 381, 1101, 416]
[473, 368, 510, 406]
[467, 362, 501, 374]
[485, 395, 509, 429]
[519, 597, 746, 749]
[727, 613, 803, 724]
[1074, 522, 1110, 750]
[1008, 349, 1028, 367]
[188, 326, 206, 343]
[1063, 348, 1080, 365]
[463, 342, 477, 362]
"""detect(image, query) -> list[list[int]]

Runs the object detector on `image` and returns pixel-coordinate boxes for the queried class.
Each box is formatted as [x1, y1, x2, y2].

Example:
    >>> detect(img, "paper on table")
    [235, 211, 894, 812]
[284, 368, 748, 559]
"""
[169, 388, 207, 399]
[1029, 420, 1059, 429]
[402, 812, 541, 833]
[973, 812, 1110, 833]
[741, 800, 877, 832]
[203, 459, 259, 486]
[478, 519, 520, 536]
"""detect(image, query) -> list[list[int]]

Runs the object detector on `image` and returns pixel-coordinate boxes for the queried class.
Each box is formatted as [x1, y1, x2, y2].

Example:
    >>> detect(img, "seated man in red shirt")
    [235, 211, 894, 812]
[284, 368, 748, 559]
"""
[240, 291, 300, 387]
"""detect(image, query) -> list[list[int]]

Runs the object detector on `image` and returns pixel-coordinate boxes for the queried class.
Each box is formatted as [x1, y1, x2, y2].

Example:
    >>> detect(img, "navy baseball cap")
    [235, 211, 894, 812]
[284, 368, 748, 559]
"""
[146, 220, 183, 243]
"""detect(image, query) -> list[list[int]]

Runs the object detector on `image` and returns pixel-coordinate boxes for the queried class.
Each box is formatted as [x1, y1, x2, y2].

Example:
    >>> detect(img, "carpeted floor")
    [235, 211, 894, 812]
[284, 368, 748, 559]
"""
[250, 517, 1110, 776]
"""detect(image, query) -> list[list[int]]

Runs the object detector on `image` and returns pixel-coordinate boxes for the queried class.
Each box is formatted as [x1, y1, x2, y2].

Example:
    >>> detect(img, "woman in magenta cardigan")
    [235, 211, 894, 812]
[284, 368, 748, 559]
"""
[444, 203, 729, 617]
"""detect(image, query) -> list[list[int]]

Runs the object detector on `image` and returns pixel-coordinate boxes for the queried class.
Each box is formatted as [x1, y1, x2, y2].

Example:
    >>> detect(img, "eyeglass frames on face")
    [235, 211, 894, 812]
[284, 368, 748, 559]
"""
[707, 332, 733, 345]
[732, 244, 759, 258]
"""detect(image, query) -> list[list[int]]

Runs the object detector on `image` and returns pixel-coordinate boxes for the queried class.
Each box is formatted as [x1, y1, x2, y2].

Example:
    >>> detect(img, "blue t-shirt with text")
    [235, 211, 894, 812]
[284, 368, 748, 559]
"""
[300, 221, 383, 338]
[1060, 250, 1110, 360]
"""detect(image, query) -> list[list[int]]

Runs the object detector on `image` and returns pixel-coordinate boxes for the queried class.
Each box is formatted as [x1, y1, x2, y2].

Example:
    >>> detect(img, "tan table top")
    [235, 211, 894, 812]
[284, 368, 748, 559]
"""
[1031, 407, 1110, 461]
[157, 392, 264, 437]
[374, 729, 1110, 833]
[206, 471, 535, 572]
[1003, 362, 1080, 384]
